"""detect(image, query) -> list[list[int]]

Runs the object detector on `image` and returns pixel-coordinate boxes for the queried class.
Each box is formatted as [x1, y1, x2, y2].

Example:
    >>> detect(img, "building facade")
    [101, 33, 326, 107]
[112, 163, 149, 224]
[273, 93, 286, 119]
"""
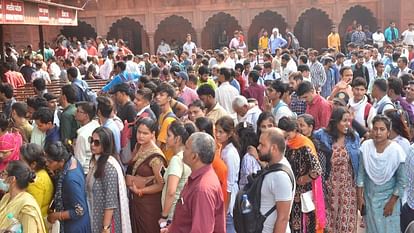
[4, 0, 414, 54]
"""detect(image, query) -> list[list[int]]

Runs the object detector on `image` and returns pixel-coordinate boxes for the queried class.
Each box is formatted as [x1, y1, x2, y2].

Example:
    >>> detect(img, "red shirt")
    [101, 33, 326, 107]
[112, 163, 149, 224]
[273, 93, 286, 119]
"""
[235, 75, 246, 95]
[306, 94, 332, 130]
[168, 165, 225, 233]
[4, 71, 25, 88]
[87, 46, 98, 56]
[54, 47, 68, 59]
[244, 83, 266, 110]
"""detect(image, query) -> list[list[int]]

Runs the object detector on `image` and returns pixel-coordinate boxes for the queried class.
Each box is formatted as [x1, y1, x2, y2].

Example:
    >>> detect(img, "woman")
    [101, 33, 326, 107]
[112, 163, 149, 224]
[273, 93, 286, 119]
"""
[0, 160, 46, 233]
[0, 113, 23, 171]
[236, 122, 261, 190]
[215, 116, 240, 233]
[256, 112, 276, 140]
[20, 143, 53, 218]
[87, 127, 131, 233]
[385, 109, 411, 155]
[357, 115, 407, 233]
[278, 117, 325, 233]
[297, 114, 328, 193]
[125, 117, 167, 233]
[195, 117, 228, 206]
[313, 107, 360, 233]
[45, 141, 90, 233]
[159, 121, 193, 225]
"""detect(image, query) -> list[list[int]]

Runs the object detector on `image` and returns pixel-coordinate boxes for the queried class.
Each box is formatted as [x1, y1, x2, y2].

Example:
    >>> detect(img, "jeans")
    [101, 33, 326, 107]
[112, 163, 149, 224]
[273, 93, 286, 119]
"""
[226, 213, 236, 233]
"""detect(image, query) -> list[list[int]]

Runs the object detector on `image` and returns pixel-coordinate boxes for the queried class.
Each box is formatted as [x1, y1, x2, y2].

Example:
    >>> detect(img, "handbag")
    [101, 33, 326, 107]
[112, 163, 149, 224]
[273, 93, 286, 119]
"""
[300, 190, 315, 213]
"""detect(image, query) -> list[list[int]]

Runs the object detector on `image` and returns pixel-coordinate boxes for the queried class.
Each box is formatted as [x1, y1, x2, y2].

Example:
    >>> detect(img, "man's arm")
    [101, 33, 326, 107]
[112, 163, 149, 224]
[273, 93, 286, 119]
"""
[273, 200, 291, 233]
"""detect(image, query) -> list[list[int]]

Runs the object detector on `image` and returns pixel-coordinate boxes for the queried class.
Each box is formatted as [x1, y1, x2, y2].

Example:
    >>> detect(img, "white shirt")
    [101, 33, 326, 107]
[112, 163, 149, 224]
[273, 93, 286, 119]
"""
[183, 41, 196, 56]
[157, 43, 171, 55]
[126, 60, 141, 75]
[31, 70, 51, 83]
[221, 143, 240, 215]
[100, 58, 114, 80]
[372, 32, 386, 48]
[261, 157, 295, 233]
[74, 48, 88, 61]
[398, 66, 412, 77]
[225, 57, 236, 69]
[74, 120, 100, 174]
[216, 81, 239, 114]
[237, 106, 262, 132]
[367, 95, 395, 129]
[402, 30, 414, 46]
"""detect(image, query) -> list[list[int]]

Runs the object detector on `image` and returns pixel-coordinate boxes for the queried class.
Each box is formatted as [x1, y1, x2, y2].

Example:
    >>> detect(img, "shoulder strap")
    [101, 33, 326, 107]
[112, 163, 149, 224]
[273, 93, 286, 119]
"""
[364, 103, 372, 120]
[262, 163, 295, 217]
[377, 101, 394, 114]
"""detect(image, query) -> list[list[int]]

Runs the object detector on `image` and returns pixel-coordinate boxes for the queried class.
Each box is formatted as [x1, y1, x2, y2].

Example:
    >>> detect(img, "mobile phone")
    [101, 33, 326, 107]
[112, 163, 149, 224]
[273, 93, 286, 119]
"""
[361, 205, 366, 216]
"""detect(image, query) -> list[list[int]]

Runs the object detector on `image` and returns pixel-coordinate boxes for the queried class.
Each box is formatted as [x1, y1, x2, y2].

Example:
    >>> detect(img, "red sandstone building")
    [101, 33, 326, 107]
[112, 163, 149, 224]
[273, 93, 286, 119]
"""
[3, 0, 414, 54]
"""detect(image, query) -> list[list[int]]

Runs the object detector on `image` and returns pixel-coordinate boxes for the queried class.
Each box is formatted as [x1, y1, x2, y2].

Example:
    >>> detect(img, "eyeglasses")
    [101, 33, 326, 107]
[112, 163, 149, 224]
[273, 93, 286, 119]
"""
[88, 137, 101, 146]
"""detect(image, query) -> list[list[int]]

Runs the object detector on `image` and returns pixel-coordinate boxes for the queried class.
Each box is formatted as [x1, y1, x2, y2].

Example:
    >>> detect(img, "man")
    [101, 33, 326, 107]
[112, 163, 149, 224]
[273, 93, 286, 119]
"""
[343, 51, 358, 67]
[96, 96, 121, 154]
[74, 101, 100, 174]
[244, 70, 266, 110]
[265, 79, 294, 124]
[110, 83, 137, 124]
[188, 100, 206, 122]
[268, 28, 287, 55]
[285, 27, 299, 49]
[164, 132, 225, 233]
[262, 61, 280, 85]
[321, 57, 338, 98]
[32, 107, 60, 149]
[351, 24, 366, 47]
[183, 34, 197, 57]
[100, 49, 114, 80]
[197, 84, 229, 124]
[3, 63, 25, 89]
[0, 83, 16, 118]
[397, 56, 412, 77]
[155, 83, 177, 161]
[59, 85, 79, 142]
[297, 81, 333, 130]
[384, 21, 399, 44]
[31, 61, 50, 84]
[372, 27, 386, 49]
[228, 30, 241, 50]
[289, 72, 307, 116]
[134, 87, 156, 121]
[352, 54, 370, 85]
[348, 77, 372, 127]
[11, 102, 33, 142]
[387, 77, 414, 124]
[126, 54, 141, 75]
[232, 96, 261, 132]
[44, 93, 61, 128]
[402, 23, 414, 46]
[328, 26, 341, 52]
[86, 40, 98, 56]
[198, 66, 217, 90]
[367, 79, 395, 129]
[308, 50, 326, 91]
[334, 53, 345, 72]
[216, 68, 239, 114]
[102, 61, 140, 93]
[257, 128, 295, 233]
[280, 54, 294, 83]
[174, 71, 199, 106]
[66, 67, 92, 103]
[73, 41, 88, 61]
[157, 39, 171, 55]
[297, 64, 312, 82]
[20, 55, 36, 83]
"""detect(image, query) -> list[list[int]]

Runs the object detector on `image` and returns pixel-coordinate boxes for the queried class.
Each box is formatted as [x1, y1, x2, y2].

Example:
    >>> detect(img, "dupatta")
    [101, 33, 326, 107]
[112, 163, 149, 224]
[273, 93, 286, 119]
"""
[287, 133, 326, 233]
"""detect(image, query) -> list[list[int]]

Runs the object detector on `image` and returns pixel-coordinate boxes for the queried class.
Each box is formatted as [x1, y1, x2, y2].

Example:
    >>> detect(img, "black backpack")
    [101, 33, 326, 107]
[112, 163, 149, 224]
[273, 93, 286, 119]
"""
[233, 163, 295, 233]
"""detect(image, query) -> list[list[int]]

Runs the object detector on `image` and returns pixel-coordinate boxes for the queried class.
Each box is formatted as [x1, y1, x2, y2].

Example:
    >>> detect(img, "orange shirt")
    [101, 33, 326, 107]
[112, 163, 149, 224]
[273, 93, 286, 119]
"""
[212, 143, 228, 204]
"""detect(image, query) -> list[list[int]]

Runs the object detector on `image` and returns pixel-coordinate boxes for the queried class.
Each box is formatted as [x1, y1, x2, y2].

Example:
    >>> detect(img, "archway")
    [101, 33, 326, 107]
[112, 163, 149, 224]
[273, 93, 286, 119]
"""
[61, 21, 97, 41]
[248, 11, 287, 50]
[339, 5, 378, 49]
[107, 17, 149, 54]
[294, 8, 333, 50]
[154, 15, 196, 53]
[202, 12, 242, 50]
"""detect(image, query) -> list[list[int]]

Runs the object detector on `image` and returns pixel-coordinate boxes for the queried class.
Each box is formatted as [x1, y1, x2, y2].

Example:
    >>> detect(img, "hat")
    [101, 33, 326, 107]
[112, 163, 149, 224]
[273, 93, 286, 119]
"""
[334, 91, 350, 105]
[43, 93, 58, 101]
[174, 71, 189, 81]
[109, 83, 130, 94]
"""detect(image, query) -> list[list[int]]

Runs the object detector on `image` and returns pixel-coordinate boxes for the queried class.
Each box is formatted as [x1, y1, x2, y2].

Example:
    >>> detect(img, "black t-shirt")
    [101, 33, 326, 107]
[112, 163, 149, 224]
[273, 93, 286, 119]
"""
[117, 101, 137, 123]
[20, 65, 36, 82]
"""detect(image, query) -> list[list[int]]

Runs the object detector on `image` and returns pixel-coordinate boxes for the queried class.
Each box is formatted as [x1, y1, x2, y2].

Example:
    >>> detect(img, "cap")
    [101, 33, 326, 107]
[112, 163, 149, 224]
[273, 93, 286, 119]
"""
[43, 93, 58, 101]
[174, 71, 189, 81]
[334, 91, 350, 104]
[109, 83, 130, 94]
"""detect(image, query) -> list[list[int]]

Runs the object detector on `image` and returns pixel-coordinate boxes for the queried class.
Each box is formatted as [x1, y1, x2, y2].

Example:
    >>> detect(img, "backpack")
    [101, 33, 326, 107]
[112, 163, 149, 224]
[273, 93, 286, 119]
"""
[363, 103, 372, 127]
[233, 163, 295, 233]
[288, 32, 300, 50]
[73, 81, 97, 103]
[119, 72, 138, 94]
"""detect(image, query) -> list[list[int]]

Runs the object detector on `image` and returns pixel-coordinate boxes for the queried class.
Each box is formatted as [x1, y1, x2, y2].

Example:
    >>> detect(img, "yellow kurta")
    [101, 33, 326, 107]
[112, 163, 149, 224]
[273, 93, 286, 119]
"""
[327, 33, 341, 52]
[27, 169, 54, 218]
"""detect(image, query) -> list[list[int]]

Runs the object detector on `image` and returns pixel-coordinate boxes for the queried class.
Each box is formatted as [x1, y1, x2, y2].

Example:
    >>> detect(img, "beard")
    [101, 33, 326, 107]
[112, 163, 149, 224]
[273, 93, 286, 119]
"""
[259, 150, 271, 163]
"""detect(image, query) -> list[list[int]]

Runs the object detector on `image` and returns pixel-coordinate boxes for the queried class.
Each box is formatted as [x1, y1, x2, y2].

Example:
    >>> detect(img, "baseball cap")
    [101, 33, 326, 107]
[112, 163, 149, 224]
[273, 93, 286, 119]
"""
[174, 71, 189, 81]
[109, 83, 130, 95]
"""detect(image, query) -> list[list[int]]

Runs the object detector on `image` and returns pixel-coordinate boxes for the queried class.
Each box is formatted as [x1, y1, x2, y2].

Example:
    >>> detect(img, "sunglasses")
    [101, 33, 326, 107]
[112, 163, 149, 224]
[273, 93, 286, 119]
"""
[88, 137, 101, 146]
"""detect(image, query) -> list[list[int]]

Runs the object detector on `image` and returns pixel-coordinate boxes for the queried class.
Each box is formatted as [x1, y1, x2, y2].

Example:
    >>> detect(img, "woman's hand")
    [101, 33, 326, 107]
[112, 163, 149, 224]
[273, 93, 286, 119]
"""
[383, 196, 397, 217]
[296, 175, 311, 186]
[47, 212, 59, 224]
[357, 196, 365, 214]
[247, 146, 259, 160]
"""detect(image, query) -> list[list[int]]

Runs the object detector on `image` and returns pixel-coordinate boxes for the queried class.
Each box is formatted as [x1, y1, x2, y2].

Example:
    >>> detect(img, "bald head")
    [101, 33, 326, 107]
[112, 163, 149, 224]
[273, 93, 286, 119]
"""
[261, 127, 286, 156]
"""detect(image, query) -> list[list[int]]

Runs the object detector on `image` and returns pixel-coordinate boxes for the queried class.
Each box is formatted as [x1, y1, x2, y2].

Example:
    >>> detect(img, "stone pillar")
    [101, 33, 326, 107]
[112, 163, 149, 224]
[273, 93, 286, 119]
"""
[196, 29, 202, 50]
[96, 14, 107, 37]
[148, 32, 155, 55]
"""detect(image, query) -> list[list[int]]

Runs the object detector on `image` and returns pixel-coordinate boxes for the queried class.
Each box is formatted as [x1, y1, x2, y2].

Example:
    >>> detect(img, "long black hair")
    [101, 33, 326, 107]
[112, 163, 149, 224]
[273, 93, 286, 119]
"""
[91, 127, 116, 179]
[236, 122, 258, 158]
[216, 116, 240, 151]
[20, 143, 46, 172]
[195, 117, 214, 137]
[326, 107, 355, 141]
[256, 112, 276, 139]
[385, 109, 411, 140]
[7, 160, 36, 189]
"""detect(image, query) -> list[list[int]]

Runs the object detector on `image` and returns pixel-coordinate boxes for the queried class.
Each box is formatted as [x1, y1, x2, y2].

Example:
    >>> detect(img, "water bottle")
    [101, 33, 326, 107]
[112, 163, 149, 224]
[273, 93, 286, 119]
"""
[5, 213, 22, 233]
[241, 194, 252, 214]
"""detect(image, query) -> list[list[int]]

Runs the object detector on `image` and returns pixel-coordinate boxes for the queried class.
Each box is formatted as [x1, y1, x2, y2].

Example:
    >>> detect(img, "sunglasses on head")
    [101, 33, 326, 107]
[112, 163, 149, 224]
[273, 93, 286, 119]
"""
[88, 137, 100, 146]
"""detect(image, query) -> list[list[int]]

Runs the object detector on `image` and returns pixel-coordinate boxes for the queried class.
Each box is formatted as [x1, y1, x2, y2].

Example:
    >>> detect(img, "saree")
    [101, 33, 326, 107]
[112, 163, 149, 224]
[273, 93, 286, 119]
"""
[287, 133, 326, 233]
[127, 143, 167, 233]
[0, 131, 23, 171]
[0, 192, 46, 233]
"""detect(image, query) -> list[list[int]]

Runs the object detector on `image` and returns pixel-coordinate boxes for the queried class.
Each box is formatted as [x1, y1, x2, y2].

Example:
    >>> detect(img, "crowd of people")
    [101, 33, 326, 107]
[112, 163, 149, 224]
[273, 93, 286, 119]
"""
[1, 19, 414, 233]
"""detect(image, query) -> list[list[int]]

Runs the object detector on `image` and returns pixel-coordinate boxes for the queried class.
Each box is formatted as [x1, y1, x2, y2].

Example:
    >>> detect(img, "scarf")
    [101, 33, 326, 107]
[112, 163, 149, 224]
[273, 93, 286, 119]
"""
[287, 133, 326, 233]
[0, 192, 46, 232]
[348, 96, 368, 126]
[0, 132, 23, 171]
[361, 140, 405, 185]
[53, 157, 73, 233]
[131, 142, 164, 176]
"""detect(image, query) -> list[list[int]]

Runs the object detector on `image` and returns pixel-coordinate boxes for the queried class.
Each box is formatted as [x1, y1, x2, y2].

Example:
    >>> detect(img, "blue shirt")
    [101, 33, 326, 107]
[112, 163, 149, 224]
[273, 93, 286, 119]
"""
[230, 79, 240, 93]
[103, 118, 121, 154]
[268, 37, 287, 54]
[102, 71, 140, 92]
